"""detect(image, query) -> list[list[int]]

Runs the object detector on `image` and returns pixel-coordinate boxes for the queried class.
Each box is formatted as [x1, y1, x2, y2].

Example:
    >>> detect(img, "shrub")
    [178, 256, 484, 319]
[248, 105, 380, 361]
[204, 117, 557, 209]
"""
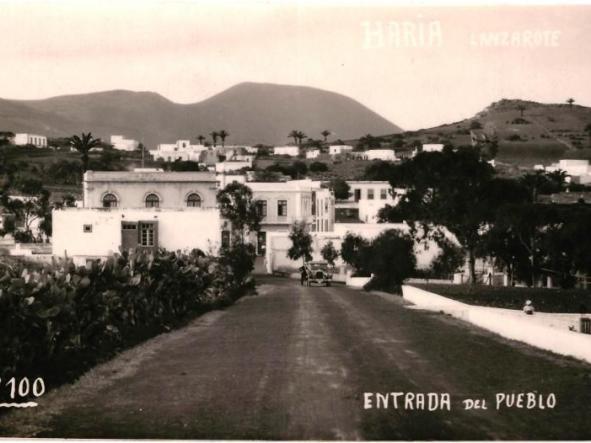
[320, 241, 339, 266]
[309, 161, 328, 172]
[364, 230, 416, 292]
[0, 246, 253, 395]
[340, 233, 372, 276]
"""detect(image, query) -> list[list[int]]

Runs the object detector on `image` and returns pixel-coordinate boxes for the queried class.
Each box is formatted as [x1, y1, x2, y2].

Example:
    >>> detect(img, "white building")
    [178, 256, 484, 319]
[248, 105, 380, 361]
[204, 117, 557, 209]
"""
[273, 146, 300, 157]
[335, 181, 402, 224]
[247, 179, 334, 256]
[53, 208, 222, 266]
[306, 149, 321, 159]
[215, 161, 252, 173]
[329, 145, 354, 156]
[149, 140, 207, 162]
[422, 143, 444, 153]
[110, 135, 139, 151]
[13, 133, 47, 148]
[54, 170, 223, 266]
[544, 159, 591, 184]
[82, 170, 218, 209]
[364, 149, 396, 161]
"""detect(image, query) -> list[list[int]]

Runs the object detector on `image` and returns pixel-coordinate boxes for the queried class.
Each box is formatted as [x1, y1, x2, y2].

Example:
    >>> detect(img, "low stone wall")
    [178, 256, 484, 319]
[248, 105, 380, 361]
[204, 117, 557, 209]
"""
[402, 285, 591, 365]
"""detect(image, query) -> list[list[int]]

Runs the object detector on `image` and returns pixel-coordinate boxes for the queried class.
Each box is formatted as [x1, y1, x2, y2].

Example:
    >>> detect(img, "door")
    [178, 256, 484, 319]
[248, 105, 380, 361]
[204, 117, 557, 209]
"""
[257, 231, 266, 256]
[121, 222, 138, 252]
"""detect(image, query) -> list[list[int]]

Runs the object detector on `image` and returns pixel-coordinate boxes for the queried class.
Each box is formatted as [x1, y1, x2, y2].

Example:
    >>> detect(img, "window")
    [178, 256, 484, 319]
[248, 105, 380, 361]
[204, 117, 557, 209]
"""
[102, 193, 118, 208]
[139, 222, 155, 247]
[367, 189, 375, 200]
[145, 193, 160, 208]
[354, 189, 361, 202]
[380, 188, 388, 200]
[256, 200, 267, 217]
[187, 193, 202, 207]
[83, 224, 92, 233]
[278, 200, 288, 216]
[221, 230, 231, 248]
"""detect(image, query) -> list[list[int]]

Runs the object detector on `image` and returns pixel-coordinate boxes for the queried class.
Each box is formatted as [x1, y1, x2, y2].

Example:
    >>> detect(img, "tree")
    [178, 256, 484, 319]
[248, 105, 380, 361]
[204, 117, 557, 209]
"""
[379, 148, 521, 283]
[291, 160, 308, 179]
[321, 130, 331, 142]
[288, 130, 299, 146]
[365, 230, 416, 292]
[295, 131, 307, 147]
[340, 233, 371, 275]
[430, 239, 465, 278]
[210, 131, 219, 146]
[357, 134, 381, 150]
[69, 132, 102, 173]
[218, 130, 229, 147]
[197, 135, 206, 145]
[329, 178, 350, 200]
[321, 241, 339, 266]
[309, 161, 328, 173]
[287, 221, 313, 265]
[216, 182, 262, 242]
[567, 97, 575, 108]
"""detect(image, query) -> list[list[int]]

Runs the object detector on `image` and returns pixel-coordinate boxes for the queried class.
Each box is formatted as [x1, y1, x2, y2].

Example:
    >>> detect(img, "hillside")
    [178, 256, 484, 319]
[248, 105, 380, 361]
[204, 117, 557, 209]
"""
[353, 99, 591, 167]
[0, 83, 401, 148]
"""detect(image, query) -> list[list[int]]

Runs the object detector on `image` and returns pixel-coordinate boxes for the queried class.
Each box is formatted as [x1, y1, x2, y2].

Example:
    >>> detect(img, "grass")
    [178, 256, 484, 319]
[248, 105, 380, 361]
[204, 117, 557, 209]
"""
[412, 283, 591, 313]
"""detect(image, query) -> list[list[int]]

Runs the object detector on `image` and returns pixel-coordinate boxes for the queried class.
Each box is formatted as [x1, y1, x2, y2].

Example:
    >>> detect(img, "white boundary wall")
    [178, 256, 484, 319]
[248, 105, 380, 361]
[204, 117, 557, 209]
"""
[402, 285, 591, 364]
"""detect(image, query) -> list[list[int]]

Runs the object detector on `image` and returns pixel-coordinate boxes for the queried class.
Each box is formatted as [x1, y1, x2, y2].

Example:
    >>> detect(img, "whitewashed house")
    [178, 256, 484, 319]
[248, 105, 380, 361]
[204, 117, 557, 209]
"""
[247, 179, 334, 256]
[329, 145, 353, 156]
[306, 149, 321, 159]
[215, 161, 252, 173]
[334, 181, 402, 224]
[110, 135, 139, 151]
[53, 171, 223, 266]
[364, 149, 396, 161]
[149, 140, 207, 162]
[13, 133, 47, 148]
[273, 146, 300, 157]
[422, 143, 444, 153]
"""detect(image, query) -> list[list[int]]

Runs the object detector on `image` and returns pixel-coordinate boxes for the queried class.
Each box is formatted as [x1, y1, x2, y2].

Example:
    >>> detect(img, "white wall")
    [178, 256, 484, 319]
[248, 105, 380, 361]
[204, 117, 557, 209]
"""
[273, 146, 300, 157]
[53, 208, 222, 264]
[402, 285, 591, 365]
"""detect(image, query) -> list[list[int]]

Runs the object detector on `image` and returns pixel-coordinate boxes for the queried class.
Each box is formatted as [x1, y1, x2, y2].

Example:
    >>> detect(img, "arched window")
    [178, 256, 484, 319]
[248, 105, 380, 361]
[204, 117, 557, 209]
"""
[102, 193, 118, 208]
[145, 193, 160, 208]
[186, 193, 202, 208]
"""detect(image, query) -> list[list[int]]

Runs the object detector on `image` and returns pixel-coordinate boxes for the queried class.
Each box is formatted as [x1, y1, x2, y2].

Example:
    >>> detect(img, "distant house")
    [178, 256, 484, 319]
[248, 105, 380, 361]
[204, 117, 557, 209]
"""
[329, 145, 353, 156]
[215, 161, 252, 173]
[13, 133, 47, 148]
[149, 140, 207, 162]
[422, 143, 444, 153]
[273, 146, 300, 157]
[306, 149, 321, 159]
[110, 135, 139, 151]
[544, 159, 591, 184]
[364, 149, 396, 161]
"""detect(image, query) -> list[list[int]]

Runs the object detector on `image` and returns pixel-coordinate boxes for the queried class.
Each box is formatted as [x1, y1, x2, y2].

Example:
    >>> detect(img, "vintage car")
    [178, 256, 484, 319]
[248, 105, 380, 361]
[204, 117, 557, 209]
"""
[304, 261, 333, 286]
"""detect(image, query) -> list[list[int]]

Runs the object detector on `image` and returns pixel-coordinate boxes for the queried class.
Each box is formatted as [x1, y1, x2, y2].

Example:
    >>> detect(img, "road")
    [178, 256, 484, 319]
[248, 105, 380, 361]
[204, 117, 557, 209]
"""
[2, 276, 591, 439]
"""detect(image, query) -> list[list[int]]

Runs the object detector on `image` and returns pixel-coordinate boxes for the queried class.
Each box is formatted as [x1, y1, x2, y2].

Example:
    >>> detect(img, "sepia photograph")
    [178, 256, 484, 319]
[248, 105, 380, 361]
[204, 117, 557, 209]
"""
[1, 0, 591, 440]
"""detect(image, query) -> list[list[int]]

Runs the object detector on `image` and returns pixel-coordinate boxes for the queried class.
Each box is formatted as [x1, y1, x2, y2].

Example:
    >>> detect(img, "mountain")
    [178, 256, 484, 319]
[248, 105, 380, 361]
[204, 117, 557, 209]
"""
[354, 98, 591, 167]
[0, 83, 401, 148]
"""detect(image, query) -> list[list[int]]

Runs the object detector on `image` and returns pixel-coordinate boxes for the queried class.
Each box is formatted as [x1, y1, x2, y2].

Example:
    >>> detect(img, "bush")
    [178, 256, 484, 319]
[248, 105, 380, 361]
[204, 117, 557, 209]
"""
[340, 233, 371, 276]
[364, 230, 416, 292]
[309, 161, 328, 172]
[0, 246, 254, 395]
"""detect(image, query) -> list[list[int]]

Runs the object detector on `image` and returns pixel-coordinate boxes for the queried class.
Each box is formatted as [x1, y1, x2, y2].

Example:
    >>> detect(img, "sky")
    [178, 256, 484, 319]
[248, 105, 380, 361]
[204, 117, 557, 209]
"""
[1, 0, 590, 130]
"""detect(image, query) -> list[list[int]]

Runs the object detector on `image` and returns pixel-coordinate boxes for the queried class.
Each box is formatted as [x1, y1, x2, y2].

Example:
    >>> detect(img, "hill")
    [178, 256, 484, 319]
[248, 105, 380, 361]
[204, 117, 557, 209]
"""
[0, 83, 401, 148]
[351, 99, 591, 168]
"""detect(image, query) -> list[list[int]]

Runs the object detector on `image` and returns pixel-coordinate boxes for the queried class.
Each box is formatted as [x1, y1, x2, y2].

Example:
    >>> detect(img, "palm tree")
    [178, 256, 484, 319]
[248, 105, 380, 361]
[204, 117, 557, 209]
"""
[69, 132, 102, 173]
[288, 130, 299, 145]
[210, 131, 219, 147]
[321, 130, 331, 142]
[197, 135, 205, 145]
[517, 104, 526, 118]
[218, 130, 229, 147]
[567, 97, 575, 108]
[296, 131, 307, 147]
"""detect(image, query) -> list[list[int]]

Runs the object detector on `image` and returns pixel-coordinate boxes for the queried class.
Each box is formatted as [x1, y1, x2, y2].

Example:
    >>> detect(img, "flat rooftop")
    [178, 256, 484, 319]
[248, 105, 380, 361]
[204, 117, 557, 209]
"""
[84, 171, 217, 182]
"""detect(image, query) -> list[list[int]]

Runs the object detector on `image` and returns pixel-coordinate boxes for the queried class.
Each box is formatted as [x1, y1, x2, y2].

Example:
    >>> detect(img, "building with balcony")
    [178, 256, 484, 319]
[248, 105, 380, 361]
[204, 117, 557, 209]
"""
[335, 181, 402, 223]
